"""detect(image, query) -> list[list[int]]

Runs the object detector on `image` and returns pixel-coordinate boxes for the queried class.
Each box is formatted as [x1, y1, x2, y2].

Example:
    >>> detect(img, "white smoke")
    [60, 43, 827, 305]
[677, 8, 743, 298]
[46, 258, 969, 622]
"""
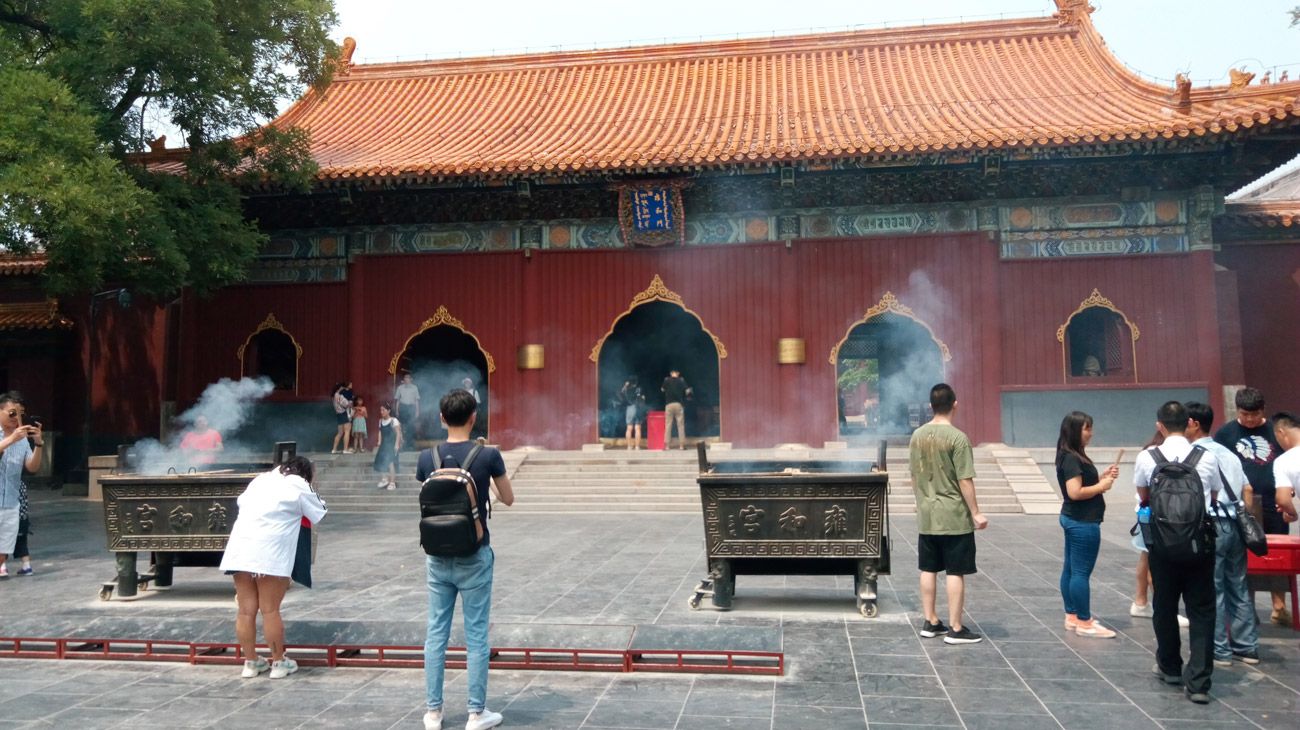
[129, 377, 275, 475]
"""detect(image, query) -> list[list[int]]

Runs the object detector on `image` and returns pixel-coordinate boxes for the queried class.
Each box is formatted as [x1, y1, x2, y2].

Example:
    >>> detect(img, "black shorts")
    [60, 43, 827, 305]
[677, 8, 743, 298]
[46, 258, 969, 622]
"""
[335, 412, 350, 425]
[918, 532, 977, 576]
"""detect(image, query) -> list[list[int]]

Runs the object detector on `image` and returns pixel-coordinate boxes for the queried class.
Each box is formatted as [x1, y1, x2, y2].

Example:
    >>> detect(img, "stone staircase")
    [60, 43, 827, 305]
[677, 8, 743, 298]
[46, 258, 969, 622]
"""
[309, 445, 1040, 515]
[506, 450, 700, 513]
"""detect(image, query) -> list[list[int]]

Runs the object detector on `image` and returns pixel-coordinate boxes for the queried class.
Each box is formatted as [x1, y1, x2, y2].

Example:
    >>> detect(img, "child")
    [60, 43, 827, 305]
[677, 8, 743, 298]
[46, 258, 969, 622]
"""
[372, 403, 402, 490]
[351, 397, 369, 452]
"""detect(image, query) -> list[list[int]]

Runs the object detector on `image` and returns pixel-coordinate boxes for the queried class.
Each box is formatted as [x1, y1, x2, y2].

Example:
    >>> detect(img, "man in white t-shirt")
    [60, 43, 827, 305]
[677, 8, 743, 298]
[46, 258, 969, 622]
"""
[395, 373, 420, 437]
[1133, 401, 1223, 704]
[1271, 412, 1300, 528]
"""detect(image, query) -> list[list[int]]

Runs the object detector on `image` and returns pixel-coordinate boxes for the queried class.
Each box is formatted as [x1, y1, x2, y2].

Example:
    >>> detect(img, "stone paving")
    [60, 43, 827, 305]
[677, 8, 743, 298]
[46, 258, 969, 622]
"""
[0, 487, 1297, 729]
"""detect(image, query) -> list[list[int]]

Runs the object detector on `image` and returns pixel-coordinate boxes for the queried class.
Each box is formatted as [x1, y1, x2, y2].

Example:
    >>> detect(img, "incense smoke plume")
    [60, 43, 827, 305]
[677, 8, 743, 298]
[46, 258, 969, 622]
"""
[129, 377, 275, 474]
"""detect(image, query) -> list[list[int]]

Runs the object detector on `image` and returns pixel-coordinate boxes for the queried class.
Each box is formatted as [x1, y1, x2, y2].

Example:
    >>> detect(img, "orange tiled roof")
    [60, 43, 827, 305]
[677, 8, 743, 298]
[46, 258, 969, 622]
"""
[0, 256, 46, 276]
[151, 4, 1300, 181]
[0, 300, 73, 331]
[1220, 201, 1300, 228]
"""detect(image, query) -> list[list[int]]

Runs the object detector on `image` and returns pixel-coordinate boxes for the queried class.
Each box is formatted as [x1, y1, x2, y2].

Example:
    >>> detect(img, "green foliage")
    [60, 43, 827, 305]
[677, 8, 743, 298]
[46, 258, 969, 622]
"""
[836, 359, 879, 391]
[0, 0, 337, 297]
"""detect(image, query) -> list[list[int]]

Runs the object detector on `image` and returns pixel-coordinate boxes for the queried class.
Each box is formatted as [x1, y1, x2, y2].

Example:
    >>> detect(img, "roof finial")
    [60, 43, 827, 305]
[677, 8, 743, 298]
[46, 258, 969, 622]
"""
[1229, 67, 1255, 91]
[1173, 74, 1192, 111]
[338, 37, 357, 76]
[146, 135, 167, 152]
[1053, 0, 1095, 25]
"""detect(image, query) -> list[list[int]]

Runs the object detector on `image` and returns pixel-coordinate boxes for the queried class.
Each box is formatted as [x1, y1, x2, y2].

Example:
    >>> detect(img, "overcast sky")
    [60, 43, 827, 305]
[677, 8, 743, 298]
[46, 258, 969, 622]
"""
[331, 0, 1300, 86]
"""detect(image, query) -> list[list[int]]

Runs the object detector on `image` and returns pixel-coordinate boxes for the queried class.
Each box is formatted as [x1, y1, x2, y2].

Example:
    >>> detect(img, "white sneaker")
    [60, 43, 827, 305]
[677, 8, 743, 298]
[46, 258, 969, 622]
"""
[385, 481, 397, 491]
[423, 709, 443, 730]
[269, 656, 298, 679]
[377, 479, 389, 488]
[1129, 602, 1153, 618]
[240, 657, 269, 678]
[466, 709, 503, 730]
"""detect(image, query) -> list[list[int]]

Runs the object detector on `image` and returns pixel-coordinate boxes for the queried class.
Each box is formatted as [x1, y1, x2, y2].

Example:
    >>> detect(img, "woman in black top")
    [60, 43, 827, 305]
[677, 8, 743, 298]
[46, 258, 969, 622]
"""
[1056, 411, 1119, 638]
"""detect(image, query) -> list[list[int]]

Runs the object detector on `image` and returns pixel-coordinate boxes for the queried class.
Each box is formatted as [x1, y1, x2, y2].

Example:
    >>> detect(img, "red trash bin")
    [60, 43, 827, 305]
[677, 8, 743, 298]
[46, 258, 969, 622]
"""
[647, 410, 666, 451]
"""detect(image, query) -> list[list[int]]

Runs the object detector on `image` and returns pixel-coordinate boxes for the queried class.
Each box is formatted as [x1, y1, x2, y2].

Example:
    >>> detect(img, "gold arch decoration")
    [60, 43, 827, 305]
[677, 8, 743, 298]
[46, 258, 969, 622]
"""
[588, 274, 729, 362]
[1055, 288, 1140, 383]
[388, 305, 497, 376]
[827, 292, 953, 365]
[236, 313, 303, 393]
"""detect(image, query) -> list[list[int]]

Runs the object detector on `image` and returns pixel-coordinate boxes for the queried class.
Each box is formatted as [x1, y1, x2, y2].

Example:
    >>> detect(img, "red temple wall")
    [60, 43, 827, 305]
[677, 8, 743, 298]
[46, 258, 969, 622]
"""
[1216, 241, 1300, 410]
[180, 232, 1003, 448]
[185, 283, 350, 402]
[997, 253, 1216, 389]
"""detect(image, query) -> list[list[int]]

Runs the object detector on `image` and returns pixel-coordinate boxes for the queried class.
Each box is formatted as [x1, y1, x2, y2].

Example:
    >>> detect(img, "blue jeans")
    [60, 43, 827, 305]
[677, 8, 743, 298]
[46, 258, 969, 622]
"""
[425, 546, 495, 713]
[1059, 514, 1101, 621]
[1213, 517, 1259, 658]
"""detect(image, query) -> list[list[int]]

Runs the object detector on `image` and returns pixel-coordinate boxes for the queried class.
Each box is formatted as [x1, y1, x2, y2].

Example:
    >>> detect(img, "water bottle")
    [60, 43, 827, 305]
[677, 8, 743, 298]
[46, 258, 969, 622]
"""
[1137, 505, 1151, 524]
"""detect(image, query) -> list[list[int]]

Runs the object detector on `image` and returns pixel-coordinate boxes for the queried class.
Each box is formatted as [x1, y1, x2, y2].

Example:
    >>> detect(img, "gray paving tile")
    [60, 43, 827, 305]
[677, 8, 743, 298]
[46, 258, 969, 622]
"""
[848, 653, 935, 676]
[1025, 677, 1129, 705]
[773, 680, 861, 708]
[960, 713, 1064, 730]
[674, 716, 766, 729]
[583, 699, 683, 729]
[1045, 701, 1161, 730]
[0, 693, 87, 723]
[857, 673, 947, 699]
[771, 703, 867, 729]
[1005, 656, 1105, 680]
[935, 664, 1027, 689]
[679, 687, 772, 718]
[946, 687, 1049, 715]
[861, 696, 960, 726]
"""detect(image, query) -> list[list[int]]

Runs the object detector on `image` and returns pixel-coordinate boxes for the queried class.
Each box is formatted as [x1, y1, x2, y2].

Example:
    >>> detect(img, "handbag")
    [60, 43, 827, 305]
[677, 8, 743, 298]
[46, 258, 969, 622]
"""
[1218, 469, 1268, 557]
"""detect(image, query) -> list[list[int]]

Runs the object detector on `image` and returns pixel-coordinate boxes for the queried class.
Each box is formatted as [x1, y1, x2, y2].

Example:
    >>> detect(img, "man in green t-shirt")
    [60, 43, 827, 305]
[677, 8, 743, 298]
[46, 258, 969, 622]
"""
[908, 383, 988, 645]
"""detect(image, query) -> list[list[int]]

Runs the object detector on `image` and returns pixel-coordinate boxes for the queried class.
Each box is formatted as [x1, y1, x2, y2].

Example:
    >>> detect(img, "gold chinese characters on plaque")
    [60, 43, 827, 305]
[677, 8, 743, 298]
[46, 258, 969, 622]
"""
[517, 344, 545, 370]
[777, 338, 806, 365]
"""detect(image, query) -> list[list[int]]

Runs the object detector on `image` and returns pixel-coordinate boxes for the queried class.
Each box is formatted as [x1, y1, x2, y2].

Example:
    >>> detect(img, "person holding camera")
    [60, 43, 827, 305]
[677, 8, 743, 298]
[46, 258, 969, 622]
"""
[0, 392, 43, 579]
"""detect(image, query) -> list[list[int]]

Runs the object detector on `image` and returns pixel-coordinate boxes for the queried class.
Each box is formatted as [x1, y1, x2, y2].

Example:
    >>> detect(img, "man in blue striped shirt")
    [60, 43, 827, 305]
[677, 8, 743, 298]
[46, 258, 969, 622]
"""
[1185, 401, 1260, 668]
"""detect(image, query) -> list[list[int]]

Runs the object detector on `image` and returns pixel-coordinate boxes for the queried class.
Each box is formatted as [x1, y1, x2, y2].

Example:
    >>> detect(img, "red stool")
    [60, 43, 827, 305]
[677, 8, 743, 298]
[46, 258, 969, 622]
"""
[1247, 535, 1300, 630]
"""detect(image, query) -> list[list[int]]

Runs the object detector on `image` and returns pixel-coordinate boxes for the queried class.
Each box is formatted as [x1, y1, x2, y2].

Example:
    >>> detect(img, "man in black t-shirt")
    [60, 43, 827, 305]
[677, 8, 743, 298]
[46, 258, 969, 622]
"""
[416, 389, 514, 730]
[1213, 386, 1289, 624]
[661, 369, 690, 449]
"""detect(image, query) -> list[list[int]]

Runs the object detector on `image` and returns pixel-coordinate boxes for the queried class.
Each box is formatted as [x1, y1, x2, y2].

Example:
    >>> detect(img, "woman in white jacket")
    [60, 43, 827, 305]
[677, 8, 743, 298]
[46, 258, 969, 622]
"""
[219, 456, 327, 679]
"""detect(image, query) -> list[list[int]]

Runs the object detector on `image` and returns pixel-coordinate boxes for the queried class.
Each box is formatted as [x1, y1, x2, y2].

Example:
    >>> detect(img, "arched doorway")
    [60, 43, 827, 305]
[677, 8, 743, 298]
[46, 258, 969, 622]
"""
[592, 277, 725, 444]
[391, 307, 493, 441]
[832, 293, 949, 437]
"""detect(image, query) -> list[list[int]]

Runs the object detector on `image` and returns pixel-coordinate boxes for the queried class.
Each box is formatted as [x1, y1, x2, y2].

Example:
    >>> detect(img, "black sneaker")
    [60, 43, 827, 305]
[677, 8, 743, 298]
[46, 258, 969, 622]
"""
[919, 619, 949, 638]
[1152, 663, 1181, 685]
[1185, 687, 1210, 704]
[943, 626, 983, 644]
[1232, 650, 1260, 665]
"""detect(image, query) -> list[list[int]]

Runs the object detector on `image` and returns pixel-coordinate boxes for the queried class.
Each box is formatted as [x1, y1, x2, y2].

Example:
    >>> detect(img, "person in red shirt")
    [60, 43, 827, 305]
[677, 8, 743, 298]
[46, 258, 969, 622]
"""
[180, 416, 224, 465]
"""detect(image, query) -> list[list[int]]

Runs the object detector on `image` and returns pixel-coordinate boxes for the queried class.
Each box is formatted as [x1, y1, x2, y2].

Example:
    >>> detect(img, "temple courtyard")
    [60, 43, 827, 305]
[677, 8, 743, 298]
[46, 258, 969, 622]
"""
[0, 480, 1297, 730]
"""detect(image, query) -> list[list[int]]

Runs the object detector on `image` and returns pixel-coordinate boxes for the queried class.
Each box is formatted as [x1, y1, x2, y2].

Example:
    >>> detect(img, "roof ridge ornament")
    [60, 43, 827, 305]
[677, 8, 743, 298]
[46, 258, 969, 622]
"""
[1229, 67, 1255, 91]
[339, 37, 356, 76]
[1053, 0, 1095, 26]
[1173, 73, 1192, 111]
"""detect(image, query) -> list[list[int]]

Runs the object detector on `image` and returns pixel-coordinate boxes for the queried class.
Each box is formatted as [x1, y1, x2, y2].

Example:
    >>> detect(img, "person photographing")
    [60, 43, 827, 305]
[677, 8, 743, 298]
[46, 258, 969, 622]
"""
[0, 393, 43, 579]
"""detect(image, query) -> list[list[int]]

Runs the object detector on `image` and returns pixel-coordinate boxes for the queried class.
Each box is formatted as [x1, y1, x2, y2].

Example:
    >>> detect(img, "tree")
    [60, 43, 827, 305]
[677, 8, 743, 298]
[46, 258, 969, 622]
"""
[0, 0, 337, 296]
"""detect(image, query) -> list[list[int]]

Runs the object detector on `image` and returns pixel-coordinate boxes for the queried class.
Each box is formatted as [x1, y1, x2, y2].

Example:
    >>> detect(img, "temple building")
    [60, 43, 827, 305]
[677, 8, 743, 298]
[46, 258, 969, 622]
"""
[5, 0, 1300, 468]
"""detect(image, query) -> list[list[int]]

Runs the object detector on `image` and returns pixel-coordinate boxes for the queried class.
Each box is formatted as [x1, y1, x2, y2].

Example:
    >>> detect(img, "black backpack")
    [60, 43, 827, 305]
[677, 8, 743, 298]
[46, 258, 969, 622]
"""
[418, 443, 486, 557]
[1146, 446, 1215, 563]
